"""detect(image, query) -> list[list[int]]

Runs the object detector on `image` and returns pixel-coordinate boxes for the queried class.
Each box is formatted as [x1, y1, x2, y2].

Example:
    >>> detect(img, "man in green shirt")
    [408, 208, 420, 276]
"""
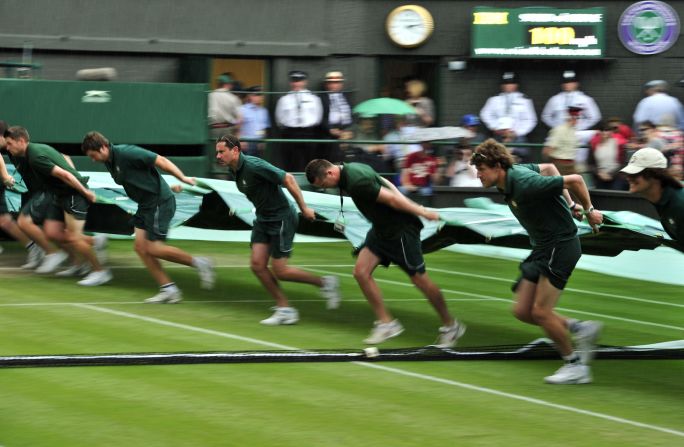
[215, 134, 340, 325]
[0, 121, 43, 266]
[621, 147, 684, 252]
[4, 126, 111, 286]
[471, 139, 604, 385]
[82, 131, 215, 303]
[305, 158, 465, 348]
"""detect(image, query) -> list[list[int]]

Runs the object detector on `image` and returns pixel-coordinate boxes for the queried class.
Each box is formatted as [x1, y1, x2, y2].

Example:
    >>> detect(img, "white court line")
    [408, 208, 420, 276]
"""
[3, 262, 681, 308]
[2, 264, 681, 331]
[73, 303, 684, 439]
[0, 297, 490, 307]
[304, 268, 684, 332]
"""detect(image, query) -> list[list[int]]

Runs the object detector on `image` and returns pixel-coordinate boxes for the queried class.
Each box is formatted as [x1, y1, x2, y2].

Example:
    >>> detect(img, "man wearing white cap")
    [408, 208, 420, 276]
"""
[633, 80, 684, 131]
[621, 147, 684, 252]
[319, 71, 352, 163]
[541, 71, 601, 131]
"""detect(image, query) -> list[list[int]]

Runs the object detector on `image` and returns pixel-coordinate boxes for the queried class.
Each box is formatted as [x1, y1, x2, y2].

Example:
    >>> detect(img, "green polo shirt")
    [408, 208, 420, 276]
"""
[501, 164, 576, 249]
[26, 142, 87, 196]
[339, 162, 421, 239]
[231, 152, 290, 222]
[8, 153, 43, 193]
[654, 185, 684, 252]
[105, 144, 172, 207]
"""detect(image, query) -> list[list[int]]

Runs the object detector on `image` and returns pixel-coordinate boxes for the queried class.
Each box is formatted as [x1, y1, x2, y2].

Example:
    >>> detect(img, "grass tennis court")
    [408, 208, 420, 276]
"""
[0, 240, 682, 446]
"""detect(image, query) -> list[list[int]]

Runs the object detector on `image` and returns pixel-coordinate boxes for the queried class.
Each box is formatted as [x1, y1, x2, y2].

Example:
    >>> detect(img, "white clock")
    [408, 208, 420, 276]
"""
[386, 5, 434, 48]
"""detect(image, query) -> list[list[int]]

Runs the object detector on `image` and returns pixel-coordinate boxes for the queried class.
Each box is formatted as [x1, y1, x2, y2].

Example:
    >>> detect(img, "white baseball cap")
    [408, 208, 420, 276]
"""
[620, 147, 668, 174]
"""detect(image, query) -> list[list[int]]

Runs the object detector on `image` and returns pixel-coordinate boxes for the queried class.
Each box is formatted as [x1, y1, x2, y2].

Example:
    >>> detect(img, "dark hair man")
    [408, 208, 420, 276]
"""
[305, 158, 464, 347]
[82, 131, 215, 302]
[215, 134, 340, 325]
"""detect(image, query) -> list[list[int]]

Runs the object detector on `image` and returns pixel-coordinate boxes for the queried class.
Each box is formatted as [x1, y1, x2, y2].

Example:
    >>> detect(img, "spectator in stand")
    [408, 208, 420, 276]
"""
[606, 116, 634, 143]
[347, 116, 387, 172]
[446, 144, 481, 187]
[626, 121, 666, 152]
[383, 116, 421, 180]
[399, 140, 441, 205]
[460, 114, 486, 147]
[655, 116, 684, 180]
[275, 70, 323, 172]
[208, 73, 242, 140]
[587, 121, 628, 190]
[633, 80, 684, 130]
[405, 79, 435, 127]
[542, 70, 601, 131]
[240, 85, 271, 158]
[542, 106, 582, 175]
[319, 71, 353, 163]
[480, 72, 537, 162]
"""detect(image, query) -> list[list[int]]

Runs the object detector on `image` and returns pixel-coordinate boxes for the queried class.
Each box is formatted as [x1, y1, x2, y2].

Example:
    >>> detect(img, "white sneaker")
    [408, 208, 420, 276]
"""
[363, 320, 404, 345]
[56, 263, 91, 277]
[22, 244, 45, 269]
[573, 320, 603, 365]
[544, 363, 592, 385]
[320, 275, 341, 309]
[433, 320, 466, 348]
[93, 234, 108, 265]
[77, 269, 113, 286]
[260, 307, 299, 325]
[35, 251, 69, 274]
[194, 257, 215, 290]
[145, 288, 183, 304]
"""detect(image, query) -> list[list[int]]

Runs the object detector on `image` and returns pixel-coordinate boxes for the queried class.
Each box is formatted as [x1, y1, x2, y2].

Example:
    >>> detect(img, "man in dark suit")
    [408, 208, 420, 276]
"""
[319, 71, 353, 163]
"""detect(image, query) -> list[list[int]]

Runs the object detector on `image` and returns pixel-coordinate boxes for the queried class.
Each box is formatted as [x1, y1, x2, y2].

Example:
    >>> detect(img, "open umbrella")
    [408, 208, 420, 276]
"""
[353, 98, 417, 116]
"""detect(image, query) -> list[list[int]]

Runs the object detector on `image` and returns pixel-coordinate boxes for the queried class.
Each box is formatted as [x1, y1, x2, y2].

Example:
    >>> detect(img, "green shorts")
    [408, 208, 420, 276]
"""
[131, 197, 176, 241]
[362, 225, 426, 276]
[513, 237, 581, 291]
[250, 209, 298, 259]
[20, 191, 63, 225]
[56, 193, 89, 221]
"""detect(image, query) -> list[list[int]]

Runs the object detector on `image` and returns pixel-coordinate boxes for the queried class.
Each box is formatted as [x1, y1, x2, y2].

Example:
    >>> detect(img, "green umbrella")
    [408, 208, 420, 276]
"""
[353, 98, 417, 116]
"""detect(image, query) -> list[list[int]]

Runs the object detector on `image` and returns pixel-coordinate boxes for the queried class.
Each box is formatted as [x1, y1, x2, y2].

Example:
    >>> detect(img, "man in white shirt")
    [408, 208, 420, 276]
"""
[208, 73, 242, 140]
[542, 71, 601, 131]
[480, 72, 537, 162]
[275, 70, 323, 172]
[633, 80, 684, 131]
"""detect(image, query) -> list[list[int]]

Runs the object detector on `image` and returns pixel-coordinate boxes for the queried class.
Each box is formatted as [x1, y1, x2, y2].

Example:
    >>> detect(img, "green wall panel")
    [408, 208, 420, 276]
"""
[0, 80, 208, 144]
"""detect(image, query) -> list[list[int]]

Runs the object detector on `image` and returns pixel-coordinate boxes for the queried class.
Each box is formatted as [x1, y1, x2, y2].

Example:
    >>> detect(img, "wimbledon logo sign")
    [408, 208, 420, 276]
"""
[81, 90, 111, 103]
[618, 1, 680, 54]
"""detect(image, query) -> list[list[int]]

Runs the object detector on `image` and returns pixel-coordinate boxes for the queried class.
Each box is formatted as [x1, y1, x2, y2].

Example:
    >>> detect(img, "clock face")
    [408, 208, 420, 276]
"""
[386, 5, 434, 48]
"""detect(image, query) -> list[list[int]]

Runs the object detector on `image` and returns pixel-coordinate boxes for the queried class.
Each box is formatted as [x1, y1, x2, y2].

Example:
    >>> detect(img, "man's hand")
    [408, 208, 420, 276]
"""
[300, 207, 316, 221]
[2, 176, 15, 188]
[586, 208, 603, 233]
[171, 184, 184, 193]
[182, 176, 196, 186]
[84, 190, 97, 203]
[422, 207, 440, 221]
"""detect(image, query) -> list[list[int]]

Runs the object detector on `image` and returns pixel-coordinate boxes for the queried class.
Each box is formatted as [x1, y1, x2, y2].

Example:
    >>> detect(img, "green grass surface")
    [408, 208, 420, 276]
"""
[0, 240, 682, 446]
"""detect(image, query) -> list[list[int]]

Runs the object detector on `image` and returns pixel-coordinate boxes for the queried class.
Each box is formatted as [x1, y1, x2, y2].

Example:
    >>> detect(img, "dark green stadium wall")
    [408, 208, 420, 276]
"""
[1, 0, 683, 162]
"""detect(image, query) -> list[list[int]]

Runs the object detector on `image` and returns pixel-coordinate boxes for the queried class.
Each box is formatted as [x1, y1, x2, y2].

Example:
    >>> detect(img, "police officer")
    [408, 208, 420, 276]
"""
[541, 70, 601, 131]
[275, 70, 323, 172]
[480, 72, 537, 162]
